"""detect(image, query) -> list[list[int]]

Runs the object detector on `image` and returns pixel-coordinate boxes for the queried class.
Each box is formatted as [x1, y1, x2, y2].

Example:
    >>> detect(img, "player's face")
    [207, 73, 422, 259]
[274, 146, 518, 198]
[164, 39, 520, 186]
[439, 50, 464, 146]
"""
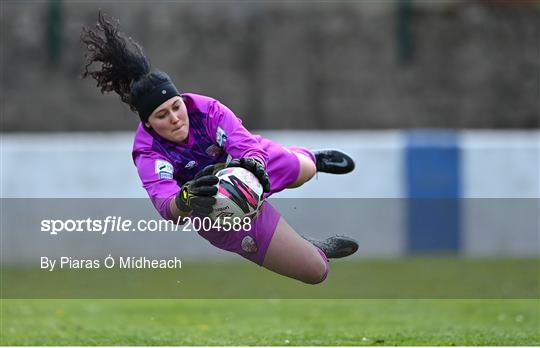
[146, 96, 189, 144]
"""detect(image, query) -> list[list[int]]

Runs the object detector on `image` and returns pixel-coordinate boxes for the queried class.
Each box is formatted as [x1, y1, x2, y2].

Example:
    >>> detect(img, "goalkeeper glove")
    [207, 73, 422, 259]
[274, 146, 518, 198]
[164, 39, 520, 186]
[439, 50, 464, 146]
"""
[227, 157, 271, 192]
[175, 171, 218, 215]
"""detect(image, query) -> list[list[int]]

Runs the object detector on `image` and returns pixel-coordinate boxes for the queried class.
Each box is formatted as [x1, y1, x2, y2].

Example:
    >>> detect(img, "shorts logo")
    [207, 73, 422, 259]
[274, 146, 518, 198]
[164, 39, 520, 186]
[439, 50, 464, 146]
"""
[216, 127, 227, 147]
[206, 144, 223, 158]
[241, 235, 258, 253]
[185, 160, 198, 170]
[155, 160, 173, 179]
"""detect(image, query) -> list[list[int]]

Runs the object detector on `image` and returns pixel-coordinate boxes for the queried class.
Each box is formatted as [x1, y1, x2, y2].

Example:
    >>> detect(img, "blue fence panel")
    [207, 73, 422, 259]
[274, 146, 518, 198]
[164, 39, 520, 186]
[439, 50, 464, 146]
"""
[405, 130, 461, 253]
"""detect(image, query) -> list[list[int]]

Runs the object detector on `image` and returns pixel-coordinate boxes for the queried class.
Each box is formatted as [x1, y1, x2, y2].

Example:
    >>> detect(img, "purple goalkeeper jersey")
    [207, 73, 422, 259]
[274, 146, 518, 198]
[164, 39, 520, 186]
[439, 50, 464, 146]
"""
[132, 93, 269, 219]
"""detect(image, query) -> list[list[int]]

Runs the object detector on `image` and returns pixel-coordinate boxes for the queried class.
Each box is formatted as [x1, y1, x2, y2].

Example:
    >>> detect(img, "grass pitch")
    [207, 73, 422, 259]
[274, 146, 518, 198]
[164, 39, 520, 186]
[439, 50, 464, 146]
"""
[1, 258, 539, 345]
[1, 299, 538, 345]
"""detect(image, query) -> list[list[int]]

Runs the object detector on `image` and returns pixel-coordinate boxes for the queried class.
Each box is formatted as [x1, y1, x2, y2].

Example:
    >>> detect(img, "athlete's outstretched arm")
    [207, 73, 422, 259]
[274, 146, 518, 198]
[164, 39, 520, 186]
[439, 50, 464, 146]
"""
[133, 152, 180, 220]
[205, 100, 268, 167]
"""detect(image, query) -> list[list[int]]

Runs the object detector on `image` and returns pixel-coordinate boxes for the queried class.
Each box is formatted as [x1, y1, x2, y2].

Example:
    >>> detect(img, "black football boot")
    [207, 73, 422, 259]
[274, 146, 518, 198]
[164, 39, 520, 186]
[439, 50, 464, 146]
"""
[303, 235, 359, 259]
[314, 149, 355, 174]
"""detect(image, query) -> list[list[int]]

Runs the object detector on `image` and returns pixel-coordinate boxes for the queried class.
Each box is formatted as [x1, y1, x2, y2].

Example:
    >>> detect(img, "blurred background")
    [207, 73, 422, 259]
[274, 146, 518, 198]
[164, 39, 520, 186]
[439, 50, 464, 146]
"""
[1, 0, 539, 267]
[1, 0, 539, 131]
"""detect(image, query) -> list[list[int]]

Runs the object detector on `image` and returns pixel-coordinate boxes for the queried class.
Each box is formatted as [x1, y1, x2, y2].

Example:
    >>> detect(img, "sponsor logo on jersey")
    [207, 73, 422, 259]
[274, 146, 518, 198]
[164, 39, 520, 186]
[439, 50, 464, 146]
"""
[241, 235, 258, 253]
[205, 144, 223, 158]
[155, 160, 173, 179]
[216, 127, 227, 147]
[185, 160, 198, 170]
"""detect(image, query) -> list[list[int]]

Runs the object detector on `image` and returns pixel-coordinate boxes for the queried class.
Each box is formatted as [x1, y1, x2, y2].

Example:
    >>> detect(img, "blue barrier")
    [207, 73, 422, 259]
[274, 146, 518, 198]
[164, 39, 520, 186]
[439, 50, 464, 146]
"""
[405, 130, 461, 253]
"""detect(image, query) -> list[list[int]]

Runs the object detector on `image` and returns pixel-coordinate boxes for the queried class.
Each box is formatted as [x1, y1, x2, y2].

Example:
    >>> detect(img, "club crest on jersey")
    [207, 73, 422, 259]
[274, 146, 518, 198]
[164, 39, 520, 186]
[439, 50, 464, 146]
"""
[241, 235, 258, 253]
[205, 144, 223, 158]
[184, 160, 198, 170]
[155, 160, 173, 179]
[216, 127, 227, 147]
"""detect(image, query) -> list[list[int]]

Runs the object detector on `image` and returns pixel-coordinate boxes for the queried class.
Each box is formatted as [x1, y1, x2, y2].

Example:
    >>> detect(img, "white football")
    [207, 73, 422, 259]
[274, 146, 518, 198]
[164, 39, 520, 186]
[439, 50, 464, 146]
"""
[209, 167, 264, 223]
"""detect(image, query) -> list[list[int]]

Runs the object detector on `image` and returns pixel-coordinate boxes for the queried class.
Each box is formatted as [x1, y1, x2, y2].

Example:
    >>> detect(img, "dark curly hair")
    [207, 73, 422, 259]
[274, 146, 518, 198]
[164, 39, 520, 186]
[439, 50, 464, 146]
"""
[81, 11, 172, 113]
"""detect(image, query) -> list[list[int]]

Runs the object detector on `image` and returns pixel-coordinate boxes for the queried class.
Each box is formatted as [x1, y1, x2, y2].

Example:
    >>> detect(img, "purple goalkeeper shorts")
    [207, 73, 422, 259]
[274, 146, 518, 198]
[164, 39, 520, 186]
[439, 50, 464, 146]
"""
[197, 139, 315, 265]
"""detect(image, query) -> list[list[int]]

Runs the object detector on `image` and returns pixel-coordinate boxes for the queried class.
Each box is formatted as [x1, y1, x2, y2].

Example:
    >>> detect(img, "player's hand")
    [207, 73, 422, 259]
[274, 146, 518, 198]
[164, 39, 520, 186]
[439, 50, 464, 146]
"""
[195, 163, 227, 178]
[175, 175, 218, 215]
[227, 157, 271, 193]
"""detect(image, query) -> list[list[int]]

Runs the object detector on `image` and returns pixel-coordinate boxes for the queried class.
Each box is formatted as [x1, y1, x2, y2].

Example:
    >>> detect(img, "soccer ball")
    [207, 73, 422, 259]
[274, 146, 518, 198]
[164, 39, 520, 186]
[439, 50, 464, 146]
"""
[209, 167, 264, 223]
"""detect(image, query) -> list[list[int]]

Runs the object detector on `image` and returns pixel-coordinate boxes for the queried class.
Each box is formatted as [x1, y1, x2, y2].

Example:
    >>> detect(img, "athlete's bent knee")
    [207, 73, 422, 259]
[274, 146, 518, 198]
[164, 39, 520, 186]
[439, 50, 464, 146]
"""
[289, 154, 317, 189]
[301, 258, 328, 285]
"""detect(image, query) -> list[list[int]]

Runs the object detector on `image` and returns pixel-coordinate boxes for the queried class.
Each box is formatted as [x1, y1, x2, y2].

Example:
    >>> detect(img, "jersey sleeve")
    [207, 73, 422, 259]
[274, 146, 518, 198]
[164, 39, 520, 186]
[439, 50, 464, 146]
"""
[206, 100, 268, 167]
[133, 151, 180, 220]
